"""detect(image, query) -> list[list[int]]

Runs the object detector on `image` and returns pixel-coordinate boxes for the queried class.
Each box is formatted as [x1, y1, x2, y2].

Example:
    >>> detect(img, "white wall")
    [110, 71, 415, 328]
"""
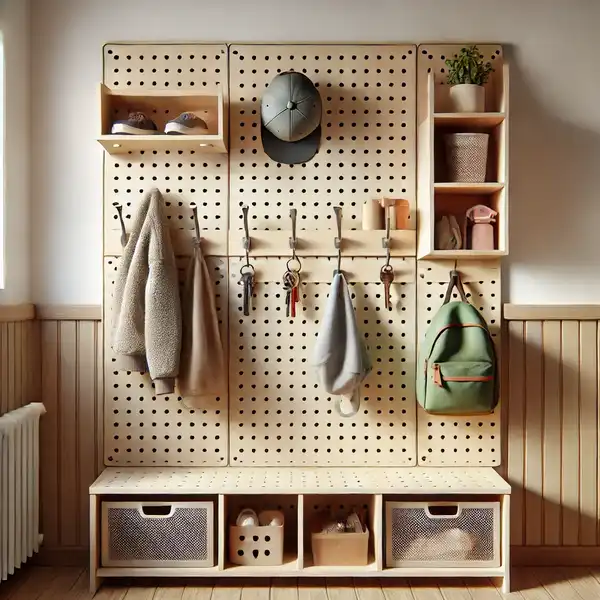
[0, 0, 30, 303]
[30, 0, 600, 304]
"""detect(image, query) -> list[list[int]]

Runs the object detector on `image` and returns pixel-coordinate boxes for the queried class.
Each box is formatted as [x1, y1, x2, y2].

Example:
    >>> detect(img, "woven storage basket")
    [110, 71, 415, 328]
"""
[444, 133, 489, 183]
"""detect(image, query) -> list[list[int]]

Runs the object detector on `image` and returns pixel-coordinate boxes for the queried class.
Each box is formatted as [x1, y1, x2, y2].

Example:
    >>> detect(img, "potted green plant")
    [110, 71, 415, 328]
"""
[445, 46, 494, 112]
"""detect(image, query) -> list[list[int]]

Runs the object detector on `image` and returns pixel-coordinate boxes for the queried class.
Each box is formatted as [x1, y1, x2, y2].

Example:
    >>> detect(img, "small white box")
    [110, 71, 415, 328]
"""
[101, 501, 214, 567]
[386, 501, 500, 568]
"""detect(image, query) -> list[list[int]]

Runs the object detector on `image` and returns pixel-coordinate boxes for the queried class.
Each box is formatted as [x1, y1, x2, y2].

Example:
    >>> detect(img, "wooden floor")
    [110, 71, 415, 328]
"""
[2, 567, 600, 599]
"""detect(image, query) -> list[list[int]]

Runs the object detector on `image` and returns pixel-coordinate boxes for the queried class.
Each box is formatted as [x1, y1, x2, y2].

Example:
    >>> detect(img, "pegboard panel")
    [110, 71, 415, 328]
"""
[416, 260, 501, 467]
[229, 45, 416, 230]
[103, 44, 229, 252]
[228, 257, 416, 466]
[103, 255, 229, 466]
[417, 44, 503, 116]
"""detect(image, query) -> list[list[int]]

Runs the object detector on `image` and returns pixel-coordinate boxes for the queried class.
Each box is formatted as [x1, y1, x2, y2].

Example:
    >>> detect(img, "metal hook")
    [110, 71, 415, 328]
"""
[241, 205, 251, 267]
[289, 208, 298, 254]
[191, 203, 201, 245]
[112, 202, 128, 248]
[333, 206, 342, 273]
[382, 207, 391, 268]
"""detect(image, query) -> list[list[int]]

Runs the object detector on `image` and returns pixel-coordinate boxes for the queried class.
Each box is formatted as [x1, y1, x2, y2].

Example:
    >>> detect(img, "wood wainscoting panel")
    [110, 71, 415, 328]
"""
[506, 308, 600, 557]
[39, 318, 103, 555]
[0, 318, 39, 416]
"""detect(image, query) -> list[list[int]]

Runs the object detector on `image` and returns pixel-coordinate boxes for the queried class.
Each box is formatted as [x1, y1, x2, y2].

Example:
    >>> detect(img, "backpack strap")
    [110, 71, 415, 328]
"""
[443, 269, 468, 304]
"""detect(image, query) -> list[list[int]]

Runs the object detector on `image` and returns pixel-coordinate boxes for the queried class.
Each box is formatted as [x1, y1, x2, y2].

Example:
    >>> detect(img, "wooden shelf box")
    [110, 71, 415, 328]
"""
[98, 84, 227, 154]
[417, 58, 509, 259]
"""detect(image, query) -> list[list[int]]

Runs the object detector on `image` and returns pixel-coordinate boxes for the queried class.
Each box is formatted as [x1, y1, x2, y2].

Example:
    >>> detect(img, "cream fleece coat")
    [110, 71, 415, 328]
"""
[111, 188, 182, 395]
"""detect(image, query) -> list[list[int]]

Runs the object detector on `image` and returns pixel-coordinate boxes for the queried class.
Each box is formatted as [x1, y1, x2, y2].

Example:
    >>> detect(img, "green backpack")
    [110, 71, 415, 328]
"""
[417, 271, 498, 415]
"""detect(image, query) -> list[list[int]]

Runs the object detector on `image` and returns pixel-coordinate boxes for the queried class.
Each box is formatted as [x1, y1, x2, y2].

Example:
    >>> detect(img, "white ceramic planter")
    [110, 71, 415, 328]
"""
[449, 84, 485, 113]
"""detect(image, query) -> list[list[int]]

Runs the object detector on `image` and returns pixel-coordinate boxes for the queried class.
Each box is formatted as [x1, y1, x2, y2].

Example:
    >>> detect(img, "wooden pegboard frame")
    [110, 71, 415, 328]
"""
[416, 260, 501, 466]
[100, 43, 504, 470]
[228, 257, 416, 466]
[229, 45, 417, 231]
[103, 44, 230, 466]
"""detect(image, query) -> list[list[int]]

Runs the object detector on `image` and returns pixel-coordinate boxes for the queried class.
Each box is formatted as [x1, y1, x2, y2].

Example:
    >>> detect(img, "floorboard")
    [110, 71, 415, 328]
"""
[154, 586, 186, 600]
[532, 568, 584, 600]
[181, 582, 214, 600]
[64, 570, 93, 600]
[408, 580, 444, 600]
[0, 567, 33, 600]
[327, 578, 357, 600]
[7, 566, 59, 600]
[380, 579, 414, 600]
[561, 567, 600, 599]
[437, 579, 472, 600]
[211, 582, 242, 600]
[271, 578, 299, 600]
[240, 580, 270, 600]
[38, 567, 83, 600]
[298, 578, 327, 600]
[354, 581, 385, 600]
[122, 587, 157, 600]
[92, 582, 128, 600]
[464, 579, 501, 599]
[511, 569, 552, 600]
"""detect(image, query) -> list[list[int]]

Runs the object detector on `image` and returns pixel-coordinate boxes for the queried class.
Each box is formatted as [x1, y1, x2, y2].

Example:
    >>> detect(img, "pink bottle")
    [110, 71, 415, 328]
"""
[466, 205, 497, 251]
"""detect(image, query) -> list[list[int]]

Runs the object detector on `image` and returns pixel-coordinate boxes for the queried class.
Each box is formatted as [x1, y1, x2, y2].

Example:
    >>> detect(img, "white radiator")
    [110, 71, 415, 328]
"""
[0, 403, 45, 581]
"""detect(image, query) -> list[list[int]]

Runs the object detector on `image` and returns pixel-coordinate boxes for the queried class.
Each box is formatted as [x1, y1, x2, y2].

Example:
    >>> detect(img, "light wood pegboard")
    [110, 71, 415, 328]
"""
[103, 256, 229, 466]
[103, 44, 229, 255]
[228, 257, 416, 466]
[417, 260, 501, 466]
[229, 45, 416, 231]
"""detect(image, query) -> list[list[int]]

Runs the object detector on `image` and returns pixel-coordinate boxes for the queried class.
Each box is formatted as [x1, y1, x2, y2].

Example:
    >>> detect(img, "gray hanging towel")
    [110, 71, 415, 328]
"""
[177, 241, 226, 407]
[312, 272, 372, 417]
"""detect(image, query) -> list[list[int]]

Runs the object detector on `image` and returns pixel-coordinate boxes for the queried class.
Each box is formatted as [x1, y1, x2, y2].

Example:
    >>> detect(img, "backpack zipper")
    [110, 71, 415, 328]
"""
[432, 363, 494, 387]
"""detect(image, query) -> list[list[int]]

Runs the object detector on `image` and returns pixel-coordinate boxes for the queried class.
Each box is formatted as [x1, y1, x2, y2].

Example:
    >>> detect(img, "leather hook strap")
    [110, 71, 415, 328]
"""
[443, 269, 468, 304]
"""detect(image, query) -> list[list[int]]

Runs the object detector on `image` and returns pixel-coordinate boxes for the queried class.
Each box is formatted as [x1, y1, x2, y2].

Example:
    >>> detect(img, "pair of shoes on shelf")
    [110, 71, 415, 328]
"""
[111, 111, 208, 135]
[236, 508, 285, 527]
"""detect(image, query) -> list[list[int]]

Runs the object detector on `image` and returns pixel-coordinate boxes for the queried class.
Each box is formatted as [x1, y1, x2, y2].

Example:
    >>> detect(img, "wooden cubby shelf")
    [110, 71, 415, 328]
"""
[433, 112, 505, 128]
[434, 183, 504, 195]
[417, 60, 509, 259]
[98, 85, 227, 154]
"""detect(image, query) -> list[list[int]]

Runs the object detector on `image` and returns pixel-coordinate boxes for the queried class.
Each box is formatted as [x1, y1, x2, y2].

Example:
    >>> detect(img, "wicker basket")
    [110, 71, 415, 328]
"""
[444, 133, 489, 183]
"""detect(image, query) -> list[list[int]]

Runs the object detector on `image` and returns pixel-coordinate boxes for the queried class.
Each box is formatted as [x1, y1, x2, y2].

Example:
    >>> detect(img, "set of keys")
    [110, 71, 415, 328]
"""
[282, 258, 302, 318]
